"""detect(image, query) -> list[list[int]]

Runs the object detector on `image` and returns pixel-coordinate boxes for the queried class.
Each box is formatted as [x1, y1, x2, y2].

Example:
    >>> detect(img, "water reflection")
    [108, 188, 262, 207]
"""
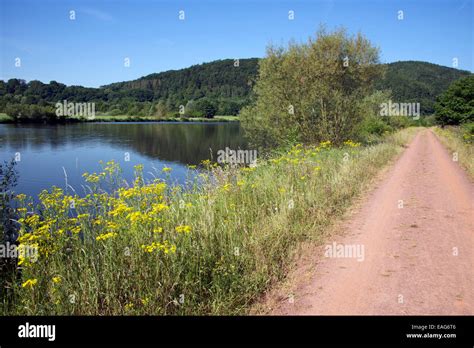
[0, 122, 246, 197]
[0, 122, 246, 164]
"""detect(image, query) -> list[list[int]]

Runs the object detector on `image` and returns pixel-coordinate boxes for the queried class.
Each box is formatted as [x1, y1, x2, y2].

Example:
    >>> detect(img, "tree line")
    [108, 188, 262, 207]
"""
[0, 58, 259, 121]
[0, 51, 471, 123]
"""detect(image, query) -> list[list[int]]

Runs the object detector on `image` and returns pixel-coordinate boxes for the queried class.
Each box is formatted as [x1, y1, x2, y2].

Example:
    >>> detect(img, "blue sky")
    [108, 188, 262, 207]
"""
[0, 0, 472, 87]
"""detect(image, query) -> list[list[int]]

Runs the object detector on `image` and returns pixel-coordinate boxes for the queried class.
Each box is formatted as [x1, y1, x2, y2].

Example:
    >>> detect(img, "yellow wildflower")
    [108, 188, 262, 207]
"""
[16, 194, 26, 201]
[22, 278, 38, 288]
[201, 159, 211, 167]
[70, 226, 81, 234]
[96, 232, 117, 241]
[141, 240, 176, 254]
[175, 225, 192, 234]
[152, 203, 169, 213]
[25, 215, 40, 226]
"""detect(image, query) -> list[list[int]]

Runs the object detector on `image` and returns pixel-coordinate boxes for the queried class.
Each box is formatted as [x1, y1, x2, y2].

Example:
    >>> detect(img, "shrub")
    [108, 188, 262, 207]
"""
[355, 116, 393, 144]
[435, 75, 474, 126]
[5, 104, 57, 122]
[240, 27, 384, 149]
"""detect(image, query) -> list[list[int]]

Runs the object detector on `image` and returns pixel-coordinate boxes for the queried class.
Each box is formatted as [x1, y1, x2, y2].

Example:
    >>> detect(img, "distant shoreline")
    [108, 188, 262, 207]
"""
[0, 114, 239, 124]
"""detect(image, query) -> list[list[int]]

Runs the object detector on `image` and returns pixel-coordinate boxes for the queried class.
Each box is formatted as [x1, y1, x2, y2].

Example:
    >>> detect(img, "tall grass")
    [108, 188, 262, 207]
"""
[1, 128, 418, 315]
[433, 125, 474, 178]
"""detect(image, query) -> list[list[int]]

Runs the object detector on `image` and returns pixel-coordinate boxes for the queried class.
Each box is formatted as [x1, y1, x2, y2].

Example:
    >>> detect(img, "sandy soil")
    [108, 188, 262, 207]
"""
[270, 129, 473, 315]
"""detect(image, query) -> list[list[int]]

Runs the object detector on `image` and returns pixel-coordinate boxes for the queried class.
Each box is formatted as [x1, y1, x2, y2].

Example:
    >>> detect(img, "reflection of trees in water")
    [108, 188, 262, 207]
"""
[0, 123, 247, 165]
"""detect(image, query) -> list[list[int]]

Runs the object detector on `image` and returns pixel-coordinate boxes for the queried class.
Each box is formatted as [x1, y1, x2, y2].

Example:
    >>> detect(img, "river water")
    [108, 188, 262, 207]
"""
[0, 122, 247, 198]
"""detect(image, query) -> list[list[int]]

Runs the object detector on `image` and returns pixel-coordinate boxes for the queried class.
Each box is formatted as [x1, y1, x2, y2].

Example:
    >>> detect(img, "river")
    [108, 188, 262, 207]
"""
[0, 122, 247, 198]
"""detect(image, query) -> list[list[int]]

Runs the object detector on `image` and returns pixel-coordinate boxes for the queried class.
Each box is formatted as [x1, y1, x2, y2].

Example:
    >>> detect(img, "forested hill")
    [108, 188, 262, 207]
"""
[375, 61, 472, 114]
[103, 59, 471, 115]
[0, 59, 471, 117]
[104, 58, 259, 101]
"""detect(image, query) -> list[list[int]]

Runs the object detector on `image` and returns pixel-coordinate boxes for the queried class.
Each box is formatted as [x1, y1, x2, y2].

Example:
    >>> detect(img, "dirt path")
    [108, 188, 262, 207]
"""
[271, 129, 473, 315]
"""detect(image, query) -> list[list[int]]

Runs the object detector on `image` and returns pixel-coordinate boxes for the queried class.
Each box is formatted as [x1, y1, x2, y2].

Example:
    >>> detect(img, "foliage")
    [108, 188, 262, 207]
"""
[4, 104, 57, 122]
[184, 98, 218, 118]
[0, 62, 252, 119]
[1, 59, 468, 122]
[434, 125, 474, 177]
[355, 116, 393, 144]
[240, 28, 384, 148]
[461, 122, 474, 142]
[0, 160, 18, 243]
[106, 58, 258, 108]
[434, 75, 474, 126]
[0, 160, 19, 304]
[375, 61, 471, 115]
[194, 98, 217, 118]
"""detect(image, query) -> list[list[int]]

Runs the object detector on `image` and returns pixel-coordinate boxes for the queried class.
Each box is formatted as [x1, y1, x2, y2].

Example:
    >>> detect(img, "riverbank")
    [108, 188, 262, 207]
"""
[0, 113, 239, 123]
[85, 115, 239, 123]
[1, 127, 419, 315]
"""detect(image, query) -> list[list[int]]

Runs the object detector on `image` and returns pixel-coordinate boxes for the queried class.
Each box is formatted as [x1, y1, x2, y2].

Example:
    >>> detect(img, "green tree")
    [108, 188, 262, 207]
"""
[5, 104, 56, 122]
[195, 98, 217, 118]
[240, 27, 384, 148]
[184, 99, 198, 117]
[435, 75, 474, 126]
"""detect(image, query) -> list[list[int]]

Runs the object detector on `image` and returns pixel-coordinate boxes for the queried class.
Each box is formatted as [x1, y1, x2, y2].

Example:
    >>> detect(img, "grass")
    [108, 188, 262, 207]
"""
[1, 127, 418, 315]
[433, 125, 474, 178]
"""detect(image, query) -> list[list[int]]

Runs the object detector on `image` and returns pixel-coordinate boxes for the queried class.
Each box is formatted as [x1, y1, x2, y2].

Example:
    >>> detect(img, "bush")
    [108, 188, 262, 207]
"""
[183, 98, 217, 118]
[461, 122, 474, 144]
[0, 160, 19, 306]
[194, 98, 217, 118]
[435, 75, 474, 126]
[411, 115, 436, 127]
[217, 99, 242, 115]
[355, 116, 393, 144]
[108, 109, 123, 116]
[240, 27, 384, 149]
[5, 104, 57, 122]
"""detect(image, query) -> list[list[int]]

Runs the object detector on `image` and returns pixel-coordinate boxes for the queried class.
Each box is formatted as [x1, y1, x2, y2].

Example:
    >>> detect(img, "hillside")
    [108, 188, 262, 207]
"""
[0, 59, 470, 118]
[105, 58, 259, 101]
[103, 59, 471, 115]
[375, 61, 472, 114]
